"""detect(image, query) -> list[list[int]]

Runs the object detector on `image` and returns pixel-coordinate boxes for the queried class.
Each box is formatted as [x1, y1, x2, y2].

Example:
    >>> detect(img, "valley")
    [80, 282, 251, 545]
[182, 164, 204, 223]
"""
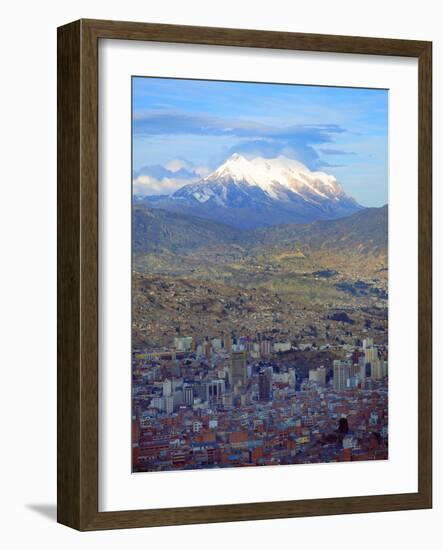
[133, 203, 387, 297]
[132, 203, 388, 350]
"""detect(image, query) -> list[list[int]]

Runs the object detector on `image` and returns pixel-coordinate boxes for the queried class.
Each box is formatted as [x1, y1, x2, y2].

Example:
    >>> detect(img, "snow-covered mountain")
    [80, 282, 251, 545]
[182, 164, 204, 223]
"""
[174, 153, 354, 205]
[143, 154, 362, 229]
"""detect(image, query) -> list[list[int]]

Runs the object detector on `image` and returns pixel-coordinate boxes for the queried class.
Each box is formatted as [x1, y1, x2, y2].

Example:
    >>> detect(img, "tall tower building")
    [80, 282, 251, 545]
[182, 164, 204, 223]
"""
[164, 395, 174, 414]
[205, 379, 225, 403]
[309, 366, 326, 386]
[230, 350, 247, 389]
[260, 339, 272, 357]
[363, 337, 374, 350]
[333, 360, 351, 391]
[163, 378, 172, 397]
[364, 347, 379, 379]
[258, 370, 271, 400]
[371, 358, 383, 380]
[364, 347, 378, 364]
[183, 385, 193, 406]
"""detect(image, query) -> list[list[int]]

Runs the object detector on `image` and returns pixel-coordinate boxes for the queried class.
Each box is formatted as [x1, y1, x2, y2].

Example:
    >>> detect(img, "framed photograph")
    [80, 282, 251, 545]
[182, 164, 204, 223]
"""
[57, 19, 432, 530]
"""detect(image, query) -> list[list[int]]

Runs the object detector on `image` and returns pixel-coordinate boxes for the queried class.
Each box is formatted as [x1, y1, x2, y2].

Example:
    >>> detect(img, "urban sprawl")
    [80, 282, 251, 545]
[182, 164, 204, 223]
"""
[132, 328, 388, 472]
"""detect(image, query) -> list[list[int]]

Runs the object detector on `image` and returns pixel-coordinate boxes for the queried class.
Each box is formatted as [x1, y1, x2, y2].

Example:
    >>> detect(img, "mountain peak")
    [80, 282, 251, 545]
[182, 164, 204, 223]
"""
[227, 152, 247, 161]
[207, 153, 252, 182]
[202, 154, 347, 201]
[145, 155, 363, 229]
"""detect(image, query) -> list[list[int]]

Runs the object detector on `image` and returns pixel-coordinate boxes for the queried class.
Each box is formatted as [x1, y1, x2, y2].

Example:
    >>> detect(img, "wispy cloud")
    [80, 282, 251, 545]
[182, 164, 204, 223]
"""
[318, 148, 356, 156]
[133, 110, 345, 141]
[133, 110, 347, 169]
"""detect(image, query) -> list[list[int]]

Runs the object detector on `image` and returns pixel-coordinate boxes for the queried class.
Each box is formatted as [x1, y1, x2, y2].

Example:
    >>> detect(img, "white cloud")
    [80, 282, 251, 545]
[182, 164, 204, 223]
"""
[133, 174, 198, 196]
[164, 158, 193, 173]
[133, 158, 211, 196]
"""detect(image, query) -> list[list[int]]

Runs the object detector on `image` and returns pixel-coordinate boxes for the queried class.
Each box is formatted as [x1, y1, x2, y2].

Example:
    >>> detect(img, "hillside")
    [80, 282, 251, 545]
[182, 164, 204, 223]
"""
[133, 203, 240, 254]
[133, 203, 387, 258]
[132, 204, 388, 308]
[249, 205, 388, 256]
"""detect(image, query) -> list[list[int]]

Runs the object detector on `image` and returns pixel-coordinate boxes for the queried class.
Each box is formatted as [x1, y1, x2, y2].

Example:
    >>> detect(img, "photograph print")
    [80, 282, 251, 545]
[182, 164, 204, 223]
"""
[131, 77, 388, 473]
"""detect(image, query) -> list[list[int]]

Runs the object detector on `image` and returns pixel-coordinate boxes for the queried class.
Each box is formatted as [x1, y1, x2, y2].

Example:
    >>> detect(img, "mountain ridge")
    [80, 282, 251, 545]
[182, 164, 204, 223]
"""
[133, 202, 387, 257]
[132, 203, 388, 310]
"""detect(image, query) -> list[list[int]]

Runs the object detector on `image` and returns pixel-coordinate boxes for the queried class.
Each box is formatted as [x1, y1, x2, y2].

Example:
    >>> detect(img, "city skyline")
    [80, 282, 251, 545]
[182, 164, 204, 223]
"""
[132, 324, 388, 472]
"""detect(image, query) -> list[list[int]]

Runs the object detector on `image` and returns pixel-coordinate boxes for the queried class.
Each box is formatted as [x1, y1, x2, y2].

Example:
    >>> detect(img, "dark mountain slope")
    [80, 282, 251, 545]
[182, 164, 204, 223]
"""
[133, 203, 242, 254]
[248, 205, 388, 257]
[133, 203, 387, 257]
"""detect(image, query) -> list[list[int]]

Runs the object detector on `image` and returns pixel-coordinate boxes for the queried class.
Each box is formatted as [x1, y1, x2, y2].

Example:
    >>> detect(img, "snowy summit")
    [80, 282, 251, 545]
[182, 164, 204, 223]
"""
[146, 154, 362, 229]
[189, 153, 348, 205]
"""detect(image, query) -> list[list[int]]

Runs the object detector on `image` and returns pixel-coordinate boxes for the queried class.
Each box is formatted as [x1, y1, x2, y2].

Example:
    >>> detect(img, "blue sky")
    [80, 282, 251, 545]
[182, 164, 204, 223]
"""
[132, 77, 388, 206]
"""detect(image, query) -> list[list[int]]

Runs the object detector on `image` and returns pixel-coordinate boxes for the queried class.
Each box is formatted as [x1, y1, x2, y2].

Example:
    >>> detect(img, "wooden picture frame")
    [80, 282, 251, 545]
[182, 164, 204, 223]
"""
[57, 18, 432, 530]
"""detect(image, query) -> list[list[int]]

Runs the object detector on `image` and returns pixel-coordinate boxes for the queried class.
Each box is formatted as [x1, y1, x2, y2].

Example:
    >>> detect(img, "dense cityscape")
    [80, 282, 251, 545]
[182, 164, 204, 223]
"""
[132, 328, 388, 472]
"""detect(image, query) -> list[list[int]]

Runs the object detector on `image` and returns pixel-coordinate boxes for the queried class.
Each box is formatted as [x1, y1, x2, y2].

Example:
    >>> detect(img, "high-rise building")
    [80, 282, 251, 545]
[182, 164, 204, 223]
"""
[309, 366, 326, 386]
[250, 342, 261, 359]
[205, 379, 225, 403]
[258, 370, 271, 400]
[173, 390, 183, 409]
[150, 396, 163, 410]
[173, 336, 193, 351]
[371, 358, 383, 380]
[358, 355, 370, 381]
[164, 395, 174, 414]
[260, 339, 272, 356]
[333, 360, 351, 391]
[363, 347, 380, 379]
[364, 347, 378, 364]
[183, 385, 193, 406]
[163, 378, 172, 397]
[230, 350, 247, 388]
[363, 337, 374, 350]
